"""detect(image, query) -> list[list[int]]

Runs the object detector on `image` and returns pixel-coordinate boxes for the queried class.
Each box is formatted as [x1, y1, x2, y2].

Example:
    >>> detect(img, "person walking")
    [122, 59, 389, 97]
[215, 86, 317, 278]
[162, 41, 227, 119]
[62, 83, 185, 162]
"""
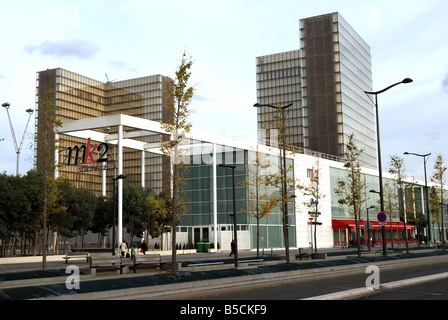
[229, 240, 235, 256]
[120, 241, 127, 257]
[140, 240, 148, 255]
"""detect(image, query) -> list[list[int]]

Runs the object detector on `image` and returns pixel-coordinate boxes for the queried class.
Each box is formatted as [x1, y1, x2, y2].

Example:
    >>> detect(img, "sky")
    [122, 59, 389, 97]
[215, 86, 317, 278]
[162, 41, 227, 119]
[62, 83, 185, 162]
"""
[0, 0, 447, 184]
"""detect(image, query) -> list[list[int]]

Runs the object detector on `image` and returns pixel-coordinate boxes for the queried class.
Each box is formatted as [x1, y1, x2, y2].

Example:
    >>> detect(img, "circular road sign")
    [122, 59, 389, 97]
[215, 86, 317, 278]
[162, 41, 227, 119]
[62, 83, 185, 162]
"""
[377, 212, 387, 222]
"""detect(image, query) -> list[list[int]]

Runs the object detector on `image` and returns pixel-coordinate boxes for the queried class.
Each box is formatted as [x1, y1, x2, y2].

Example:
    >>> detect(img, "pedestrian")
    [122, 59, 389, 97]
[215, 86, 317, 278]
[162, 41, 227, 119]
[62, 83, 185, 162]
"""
[229, 240, 235, 256]
[120, 241, 127, 257]
[140, 240, 148, 255]
[130, 246, 136, 257]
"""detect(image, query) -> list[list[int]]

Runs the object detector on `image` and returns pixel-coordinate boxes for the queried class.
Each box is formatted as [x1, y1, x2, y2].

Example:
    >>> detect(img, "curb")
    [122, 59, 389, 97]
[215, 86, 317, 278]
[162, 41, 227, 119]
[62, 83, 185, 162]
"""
[45, 255, 448, 300]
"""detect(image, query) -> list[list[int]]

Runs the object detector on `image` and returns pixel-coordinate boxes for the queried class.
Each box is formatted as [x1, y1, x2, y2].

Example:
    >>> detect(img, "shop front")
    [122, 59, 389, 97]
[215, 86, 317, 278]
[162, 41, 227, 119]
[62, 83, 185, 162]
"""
[332, 219, 417, 247]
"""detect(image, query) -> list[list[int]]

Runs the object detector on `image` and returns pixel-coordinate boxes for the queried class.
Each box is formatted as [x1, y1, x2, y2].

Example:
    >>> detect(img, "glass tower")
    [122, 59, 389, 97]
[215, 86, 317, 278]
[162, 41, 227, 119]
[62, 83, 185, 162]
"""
[35, 68, 172, 196]
[256, 12, 376, 168]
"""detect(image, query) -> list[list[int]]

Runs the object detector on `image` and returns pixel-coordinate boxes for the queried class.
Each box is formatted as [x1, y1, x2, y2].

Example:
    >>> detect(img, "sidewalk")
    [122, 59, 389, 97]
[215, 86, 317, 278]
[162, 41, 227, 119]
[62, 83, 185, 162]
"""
[0, 247, 446, 300]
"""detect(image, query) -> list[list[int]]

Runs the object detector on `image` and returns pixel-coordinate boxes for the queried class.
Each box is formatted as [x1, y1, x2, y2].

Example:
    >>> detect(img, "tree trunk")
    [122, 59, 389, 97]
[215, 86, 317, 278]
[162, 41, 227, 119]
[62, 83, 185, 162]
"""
[171, 171, 178, 274]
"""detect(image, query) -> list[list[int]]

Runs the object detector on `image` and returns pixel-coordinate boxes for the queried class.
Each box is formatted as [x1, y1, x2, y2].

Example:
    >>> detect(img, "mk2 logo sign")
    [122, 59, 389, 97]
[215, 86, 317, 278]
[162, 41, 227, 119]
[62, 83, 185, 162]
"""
[306, 167, 318, 181]
[66, 138, 108, 166]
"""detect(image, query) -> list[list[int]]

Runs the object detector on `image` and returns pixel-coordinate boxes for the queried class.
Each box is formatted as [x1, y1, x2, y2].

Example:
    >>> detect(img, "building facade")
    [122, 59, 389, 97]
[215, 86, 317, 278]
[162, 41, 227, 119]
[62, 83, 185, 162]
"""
[256, 12, 377, 169]
[33, 12, 447, 252]
[51, 111, 446, 252]
[35, 68, 172, 196]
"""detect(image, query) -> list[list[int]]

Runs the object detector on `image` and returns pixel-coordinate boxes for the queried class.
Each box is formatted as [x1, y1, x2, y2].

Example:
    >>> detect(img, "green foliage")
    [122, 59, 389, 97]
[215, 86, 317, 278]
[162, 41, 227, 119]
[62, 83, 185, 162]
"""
[0, 169, 174, 257]
[334, 133, 365, 256]
[334, 134, 366, 217]
[145, 191, 172, 238]
[159, 52, 195, 273]
[241, 148, 280, 256]
[431, 154, 447, 246]
[297, 159, 326, 252]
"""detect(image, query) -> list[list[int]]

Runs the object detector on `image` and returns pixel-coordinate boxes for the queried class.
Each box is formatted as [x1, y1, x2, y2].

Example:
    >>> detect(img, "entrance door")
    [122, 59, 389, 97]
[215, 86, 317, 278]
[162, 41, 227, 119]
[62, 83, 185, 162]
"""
[194, 228, 201, 246]
[202, 227, 209, 241]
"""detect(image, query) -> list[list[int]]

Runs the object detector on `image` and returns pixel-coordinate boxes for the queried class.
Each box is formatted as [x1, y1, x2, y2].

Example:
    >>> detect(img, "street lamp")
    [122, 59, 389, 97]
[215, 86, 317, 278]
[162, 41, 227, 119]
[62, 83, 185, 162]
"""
[369, 189, 387, 252]
[2, 102, 35, 176]
[404, 152, 431, 244]
[112, 174, 127, 255]
[253, 102, 293, 263]
[219, 163, 238, 267]
[366, 205, 375, 251]
[364, 78, 413, 255]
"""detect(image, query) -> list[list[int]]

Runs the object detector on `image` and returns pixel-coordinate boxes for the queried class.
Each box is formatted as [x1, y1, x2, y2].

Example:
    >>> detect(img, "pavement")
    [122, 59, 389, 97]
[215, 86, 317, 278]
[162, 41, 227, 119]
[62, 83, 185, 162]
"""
[0, 246, 447, 300]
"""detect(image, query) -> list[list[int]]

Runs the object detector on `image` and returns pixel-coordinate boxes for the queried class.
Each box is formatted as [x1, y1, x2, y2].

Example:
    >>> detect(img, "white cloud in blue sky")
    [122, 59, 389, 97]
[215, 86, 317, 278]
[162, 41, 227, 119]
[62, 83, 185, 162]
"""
[24, 38, 100, 59]
[0, 0, 447, 181]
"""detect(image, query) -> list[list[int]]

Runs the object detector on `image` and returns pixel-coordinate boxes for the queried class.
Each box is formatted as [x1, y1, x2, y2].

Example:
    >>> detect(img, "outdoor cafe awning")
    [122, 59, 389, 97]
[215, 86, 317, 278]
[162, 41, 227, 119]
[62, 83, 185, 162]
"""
[332, 219, 415, 231]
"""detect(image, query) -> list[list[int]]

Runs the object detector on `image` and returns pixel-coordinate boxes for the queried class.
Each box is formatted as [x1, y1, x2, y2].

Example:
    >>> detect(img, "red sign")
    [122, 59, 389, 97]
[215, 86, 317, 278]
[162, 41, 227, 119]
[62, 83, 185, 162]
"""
[377, 212, 387, 222]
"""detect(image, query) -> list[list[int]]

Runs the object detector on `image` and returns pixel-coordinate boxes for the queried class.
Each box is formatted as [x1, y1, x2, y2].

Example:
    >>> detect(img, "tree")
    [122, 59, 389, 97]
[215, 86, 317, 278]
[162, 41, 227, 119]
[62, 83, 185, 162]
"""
[431, 154, 447, 251]
[123, 184, 152, 243]
[48, 178, 70, 254]
[405, 178, 426, 246]
[383, 181, 399, 248]
[298, 159, 325, 252]
[160, 52, 194, 273]
[92, 196, 113, 248]
[35, 89, 62, 270]
[21, 170, 45, 256]
[145, 191, 172, 246]
[263, 104, 297, 263]
[241, 146, 279, 257]
[334, 134, 366, 258]
[429, 185, 441, 241]
[0, 173, 29, 256]
[389, 155, 409, 253]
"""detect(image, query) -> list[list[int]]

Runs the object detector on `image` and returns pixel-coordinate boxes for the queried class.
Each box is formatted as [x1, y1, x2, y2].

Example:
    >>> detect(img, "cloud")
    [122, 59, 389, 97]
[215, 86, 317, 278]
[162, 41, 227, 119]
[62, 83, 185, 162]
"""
[443, 73, 448, 93]
[24, 38, 99, 59]
[108, 60, 138, 73]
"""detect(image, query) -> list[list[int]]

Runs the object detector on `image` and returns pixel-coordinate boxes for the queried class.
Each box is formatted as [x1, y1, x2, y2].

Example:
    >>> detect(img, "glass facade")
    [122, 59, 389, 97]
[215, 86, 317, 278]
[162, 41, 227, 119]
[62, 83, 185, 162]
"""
[299, 13, 375, 168]
[330, 166, 448, 244]
[35, 68, 172, 196]
[256, 50, 303, 148]
[180, 145, 296, 250]
[257, 12, 376, 169]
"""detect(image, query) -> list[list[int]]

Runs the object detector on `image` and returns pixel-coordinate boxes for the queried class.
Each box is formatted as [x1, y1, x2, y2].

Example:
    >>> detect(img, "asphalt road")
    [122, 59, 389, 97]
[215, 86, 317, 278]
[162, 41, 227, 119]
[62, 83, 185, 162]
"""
[355, 277, 448, 300]
[155, 258, 448, 300]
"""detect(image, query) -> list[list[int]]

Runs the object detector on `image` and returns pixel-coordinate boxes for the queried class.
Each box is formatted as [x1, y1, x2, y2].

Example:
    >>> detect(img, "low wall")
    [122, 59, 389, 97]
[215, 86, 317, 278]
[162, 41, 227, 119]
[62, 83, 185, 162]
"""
[0, 249, 198, 265]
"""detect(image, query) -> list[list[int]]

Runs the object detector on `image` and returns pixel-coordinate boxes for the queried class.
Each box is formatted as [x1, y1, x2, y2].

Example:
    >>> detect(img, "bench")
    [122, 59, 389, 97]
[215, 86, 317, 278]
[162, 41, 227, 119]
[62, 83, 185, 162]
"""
[239, 259, 264, 266]
[63, 252, 90, 264]
[187, 261, 224, 267]
[131, 254, 164, 273]
[298, 247, 313, 260]
[89, 255, 128, 274]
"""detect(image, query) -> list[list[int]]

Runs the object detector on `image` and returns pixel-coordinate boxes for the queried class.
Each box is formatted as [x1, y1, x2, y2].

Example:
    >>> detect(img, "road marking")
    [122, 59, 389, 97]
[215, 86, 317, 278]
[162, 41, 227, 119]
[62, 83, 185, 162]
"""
[302, 272, 448, 300]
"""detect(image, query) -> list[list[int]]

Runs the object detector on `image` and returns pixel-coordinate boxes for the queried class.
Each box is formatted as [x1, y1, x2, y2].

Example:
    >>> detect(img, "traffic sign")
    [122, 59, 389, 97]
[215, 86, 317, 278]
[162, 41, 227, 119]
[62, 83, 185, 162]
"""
[363, 221, 374, 229]
[377, 212, 387, 222]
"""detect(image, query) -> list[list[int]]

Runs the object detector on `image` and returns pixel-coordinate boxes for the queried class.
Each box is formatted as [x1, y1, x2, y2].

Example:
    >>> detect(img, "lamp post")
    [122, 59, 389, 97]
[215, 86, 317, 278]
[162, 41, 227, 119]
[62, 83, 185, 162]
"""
[366, 205, 375, 251]
[439, 203, 447, 251]
[112, 174, 127, 255]
[364, 78, 413, 255]
[219, 163, 238, 267]
[404, 152, 431, 244]
[2, 102, 34, 176]
[369, 189, 387, 252]
[253, 102, 293, 263]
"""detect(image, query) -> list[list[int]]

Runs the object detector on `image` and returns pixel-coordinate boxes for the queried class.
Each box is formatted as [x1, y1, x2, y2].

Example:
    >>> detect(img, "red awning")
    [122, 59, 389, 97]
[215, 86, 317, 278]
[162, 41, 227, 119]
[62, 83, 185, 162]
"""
[332, 219, 414, 230]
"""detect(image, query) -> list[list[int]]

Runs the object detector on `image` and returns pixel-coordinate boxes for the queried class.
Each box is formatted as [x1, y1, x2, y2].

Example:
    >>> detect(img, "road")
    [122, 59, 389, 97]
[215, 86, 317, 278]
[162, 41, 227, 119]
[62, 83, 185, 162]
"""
[355, 278, 448, 300]
[153, 258, 448, 300]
